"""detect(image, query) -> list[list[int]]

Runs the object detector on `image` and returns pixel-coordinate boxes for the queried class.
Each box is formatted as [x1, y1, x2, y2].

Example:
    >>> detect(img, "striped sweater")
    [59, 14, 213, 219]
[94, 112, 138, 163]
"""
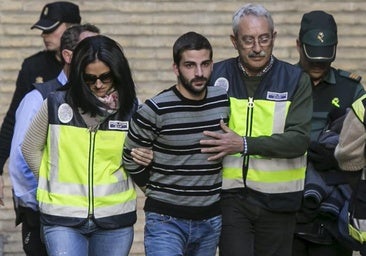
[123, 85, 230, 220]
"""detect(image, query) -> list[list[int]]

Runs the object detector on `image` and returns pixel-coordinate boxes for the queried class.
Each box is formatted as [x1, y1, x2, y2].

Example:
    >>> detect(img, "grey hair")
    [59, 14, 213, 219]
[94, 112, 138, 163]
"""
[232, 3, 274, 36]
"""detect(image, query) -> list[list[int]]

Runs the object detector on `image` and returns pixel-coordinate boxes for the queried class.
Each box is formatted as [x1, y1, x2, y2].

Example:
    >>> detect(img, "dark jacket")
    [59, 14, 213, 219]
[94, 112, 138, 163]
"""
[296, 110, 360, 244]
[0, 50, 62, 174]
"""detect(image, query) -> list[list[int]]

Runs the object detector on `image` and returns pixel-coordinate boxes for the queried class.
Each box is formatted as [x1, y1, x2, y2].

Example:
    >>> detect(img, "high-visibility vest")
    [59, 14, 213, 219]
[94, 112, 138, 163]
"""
[222, 97, 306, 194]
[212, 57, 307, 211]
[38, 91, 137, 228]
[352, 94, 366, 124]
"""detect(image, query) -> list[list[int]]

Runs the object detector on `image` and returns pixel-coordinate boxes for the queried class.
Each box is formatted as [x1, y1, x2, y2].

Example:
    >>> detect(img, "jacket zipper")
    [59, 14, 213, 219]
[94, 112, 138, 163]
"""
[242, 97, 254, 186]
[88, 130, 96, 218]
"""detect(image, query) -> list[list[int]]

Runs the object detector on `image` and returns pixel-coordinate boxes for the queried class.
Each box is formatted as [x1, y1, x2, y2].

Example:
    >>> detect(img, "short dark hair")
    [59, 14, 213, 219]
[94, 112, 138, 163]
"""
[60, 23, 100, 64]
[173, 31, 213, 65]
[67, 35, 136, 118]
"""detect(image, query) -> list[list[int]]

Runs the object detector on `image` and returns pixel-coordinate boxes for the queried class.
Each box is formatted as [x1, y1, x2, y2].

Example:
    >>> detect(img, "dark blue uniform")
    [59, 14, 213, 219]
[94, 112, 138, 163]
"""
[0, 50, 62, 174]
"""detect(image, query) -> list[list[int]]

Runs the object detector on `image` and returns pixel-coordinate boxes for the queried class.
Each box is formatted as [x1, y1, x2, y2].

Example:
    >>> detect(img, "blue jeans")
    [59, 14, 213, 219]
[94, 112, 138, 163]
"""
[144, 211, 221, 256]
[42, 219, 133, 256]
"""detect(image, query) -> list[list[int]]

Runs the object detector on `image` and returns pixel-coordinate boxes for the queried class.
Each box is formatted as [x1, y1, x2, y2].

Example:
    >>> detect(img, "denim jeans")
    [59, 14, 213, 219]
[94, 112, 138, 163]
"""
[42, 219, 133, 256]
[144, 211, 221, 256]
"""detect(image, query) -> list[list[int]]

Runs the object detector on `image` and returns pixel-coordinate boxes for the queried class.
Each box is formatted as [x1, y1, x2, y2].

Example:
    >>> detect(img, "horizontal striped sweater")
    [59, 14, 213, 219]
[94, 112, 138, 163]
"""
[123, 85, 230, 220]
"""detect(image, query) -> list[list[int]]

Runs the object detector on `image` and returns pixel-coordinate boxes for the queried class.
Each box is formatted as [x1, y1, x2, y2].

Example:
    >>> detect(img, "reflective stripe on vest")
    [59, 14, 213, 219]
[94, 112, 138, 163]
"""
[352, 94, 366, 123]
[222, 98, 306, 193]
[38, 124, 136, 219]
[222, 154, 306, 193]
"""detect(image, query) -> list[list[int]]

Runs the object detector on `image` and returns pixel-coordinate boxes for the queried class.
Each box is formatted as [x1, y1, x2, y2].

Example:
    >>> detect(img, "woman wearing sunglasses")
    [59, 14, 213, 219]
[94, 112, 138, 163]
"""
[21, 35, 151, 256]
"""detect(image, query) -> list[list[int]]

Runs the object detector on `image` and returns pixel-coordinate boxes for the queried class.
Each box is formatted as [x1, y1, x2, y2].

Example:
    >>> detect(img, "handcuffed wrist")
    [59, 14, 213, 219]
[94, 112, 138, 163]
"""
[242, 136, 248, 155]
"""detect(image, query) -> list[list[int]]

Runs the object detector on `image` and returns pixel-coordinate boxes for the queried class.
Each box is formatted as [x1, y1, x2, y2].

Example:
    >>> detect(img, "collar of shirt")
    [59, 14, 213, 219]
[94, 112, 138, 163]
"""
[322, 67, 336, 85]
[296, 62, 336, 86]
[238, 55, 274, 77]
[57, 70, 68, 86]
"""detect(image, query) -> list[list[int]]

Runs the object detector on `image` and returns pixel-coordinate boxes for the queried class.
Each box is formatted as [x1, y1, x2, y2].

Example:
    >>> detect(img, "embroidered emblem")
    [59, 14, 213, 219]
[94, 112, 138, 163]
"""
[266, 91, 288, 101]
[349, 73, 361, 81]
[35, 76, 44, 83]
[109, 121, 129, 131]
[338, 69, 362, 82]
[317, 32, 324, 43]
[214, 77, 229, 92]
[58, 103, 73, 123]
[331, 97, 340, 108]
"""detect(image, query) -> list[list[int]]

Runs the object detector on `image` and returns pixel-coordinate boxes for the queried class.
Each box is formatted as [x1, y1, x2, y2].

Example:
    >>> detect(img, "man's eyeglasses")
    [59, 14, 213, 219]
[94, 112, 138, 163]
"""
[241, 34, 273, 49]
[83, 72, 113, 86]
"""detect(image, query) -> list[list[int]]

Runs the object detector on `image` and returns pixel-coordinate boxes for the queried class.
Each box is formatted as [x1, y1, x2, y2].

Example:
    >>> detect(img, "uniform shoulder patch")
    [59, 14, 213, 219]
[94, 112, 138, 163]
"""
[338, 69, 362, 83]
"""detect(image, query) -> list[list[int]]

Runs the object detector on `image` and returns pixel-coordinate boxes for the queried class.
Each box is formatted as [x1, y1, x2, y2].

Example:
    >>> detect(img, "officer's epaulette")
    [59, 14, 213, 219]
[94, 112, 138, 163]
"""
[337, 69, 362, 83]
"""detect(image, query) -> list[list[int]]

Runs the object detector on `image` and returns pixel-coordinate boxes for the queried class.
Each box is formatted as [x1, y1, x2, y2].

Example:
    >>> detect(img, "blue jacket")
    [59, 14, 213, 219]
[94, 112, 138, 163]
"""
[8, 71, 67, 212]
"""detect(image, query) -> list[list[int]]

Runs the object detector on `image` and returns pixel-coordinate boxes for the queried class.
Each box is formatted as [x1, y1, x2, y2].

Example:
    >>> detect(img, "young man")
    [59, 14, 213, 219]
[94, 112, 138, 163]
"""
[293, 10, 365, 256]
[8, 24, 99, 256]
[200, 4, 313, 256]
[123, 31, 230, 256]
[0, 1, 81, 205]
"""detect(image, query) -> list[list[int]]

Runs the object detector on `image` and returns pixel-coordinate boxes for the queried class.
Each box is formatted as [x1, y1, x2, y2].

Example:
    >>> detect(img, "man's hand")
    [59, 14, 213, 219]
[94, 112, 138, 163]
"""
[131, 148, 153, 167]
[200, 120, 243, 161]
[0, 175, 4, 206]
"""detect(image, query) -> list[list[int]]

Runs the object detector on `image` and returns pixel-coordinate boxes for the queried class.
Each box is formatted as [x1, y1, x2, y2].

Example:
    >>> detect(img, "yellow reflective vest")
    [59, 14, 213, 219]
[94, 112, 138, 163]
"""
[212, 57, 307, 212]
[223, 97, 306, 193]
[38, 91, 137, 228]
[352, 94, 366, 124]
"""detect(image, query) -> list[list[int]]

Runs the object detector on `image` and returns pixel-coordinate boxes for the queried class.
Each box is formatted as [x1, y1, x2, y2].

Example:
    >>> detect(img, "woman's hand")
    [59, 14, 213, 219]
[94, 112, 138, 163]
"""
[131, 148, 153, 166]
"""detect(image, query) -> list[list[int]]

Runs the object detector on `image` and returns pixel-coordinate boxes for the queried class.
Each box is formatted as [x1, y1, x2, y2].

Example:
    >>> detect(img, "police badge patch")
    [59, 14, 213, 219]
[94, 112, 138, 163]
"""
[58, 103, 73, 123]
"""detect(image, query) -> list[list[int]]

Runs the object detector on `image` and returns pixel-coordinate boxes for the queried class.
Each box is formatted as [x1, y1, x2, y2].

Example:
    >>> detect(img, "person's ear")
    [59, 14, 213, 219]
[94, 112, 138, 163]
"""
[272, 31, 277, 43]
[62, 49, 73, 64]
[296, 38, 301, 54]
[230, 34, 239, 50]
[173, 62, 179, 76]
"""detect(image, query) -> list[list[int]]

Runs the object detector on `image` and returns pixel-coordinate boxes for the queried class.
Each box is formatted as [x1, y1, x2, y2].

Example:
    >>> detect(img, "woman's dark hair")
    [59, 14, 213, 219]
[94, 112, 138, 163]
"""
[66, 35, 136, 117]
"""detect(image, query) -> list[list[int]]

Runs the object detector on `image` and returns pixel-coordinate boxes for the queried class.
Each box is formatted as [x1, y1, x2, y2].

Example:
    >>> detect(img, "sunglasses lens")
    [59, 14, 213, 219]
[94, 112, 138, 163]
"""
[83, 72, 113, 85]
[99, 72, 113, 83]
[83, 74, 97, 85]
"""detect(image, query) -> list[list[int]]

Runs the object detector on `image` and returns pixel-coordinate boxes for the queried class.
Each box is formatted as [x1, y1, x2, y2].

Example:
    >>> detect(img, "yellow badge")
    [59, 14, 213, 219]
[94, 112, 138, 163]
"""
[35, 76, 44, 83]
[317, 32, 324, 43]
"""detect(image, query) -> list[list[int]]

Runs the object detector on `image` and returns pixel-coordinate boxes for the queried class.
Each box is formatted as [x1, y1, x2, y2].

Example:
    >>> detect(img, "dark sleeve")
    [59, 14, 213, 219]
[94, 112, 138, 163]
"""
[354, 83, 366, 101]
[0, 62, 34, 174]
[122, 103, 157, 187]
[246, 72, 313, 158]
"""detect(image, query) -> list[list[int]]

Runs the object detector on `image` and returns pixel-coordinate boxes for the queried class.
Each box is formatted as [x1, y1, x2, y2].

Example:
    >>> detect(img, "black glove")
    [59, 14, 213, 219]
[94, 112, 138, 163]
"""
[307, 141, 338, 171]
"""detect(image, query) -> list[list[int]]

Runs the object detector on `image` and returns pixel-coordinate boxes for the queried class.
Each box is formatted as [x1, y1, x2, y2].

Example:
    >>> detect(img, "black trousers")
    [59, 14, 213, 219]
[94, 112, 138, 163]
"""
[219, 193, 297, 256]
[18, 207, 48, 256]
[292, 235, 352, 256]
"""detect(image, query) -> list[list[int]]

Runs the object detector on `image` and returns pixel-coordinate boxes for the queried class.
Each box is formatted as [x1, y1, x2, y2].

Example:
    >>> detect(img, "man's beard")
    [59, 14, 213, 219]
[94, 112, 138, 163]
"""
[178, 71, 210, 96]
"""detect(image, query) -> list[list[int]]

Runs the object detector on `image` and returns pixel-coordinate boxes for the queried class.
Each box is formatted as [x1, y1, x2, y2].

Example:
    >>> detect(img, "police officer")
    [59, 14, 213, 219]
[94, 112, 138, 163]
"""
[0, 1, 81, 205]
[293, 10, 365, 256]
[0, 2, 81, 255]
[200, 4, 313, 256]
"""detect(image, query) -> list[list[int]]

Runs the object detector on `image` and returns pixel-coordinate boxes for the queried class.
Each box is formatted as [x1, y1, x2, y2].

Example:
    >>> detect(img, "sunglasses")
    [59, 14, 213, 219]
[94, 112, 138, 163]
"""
[83, 71, 113, 86]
